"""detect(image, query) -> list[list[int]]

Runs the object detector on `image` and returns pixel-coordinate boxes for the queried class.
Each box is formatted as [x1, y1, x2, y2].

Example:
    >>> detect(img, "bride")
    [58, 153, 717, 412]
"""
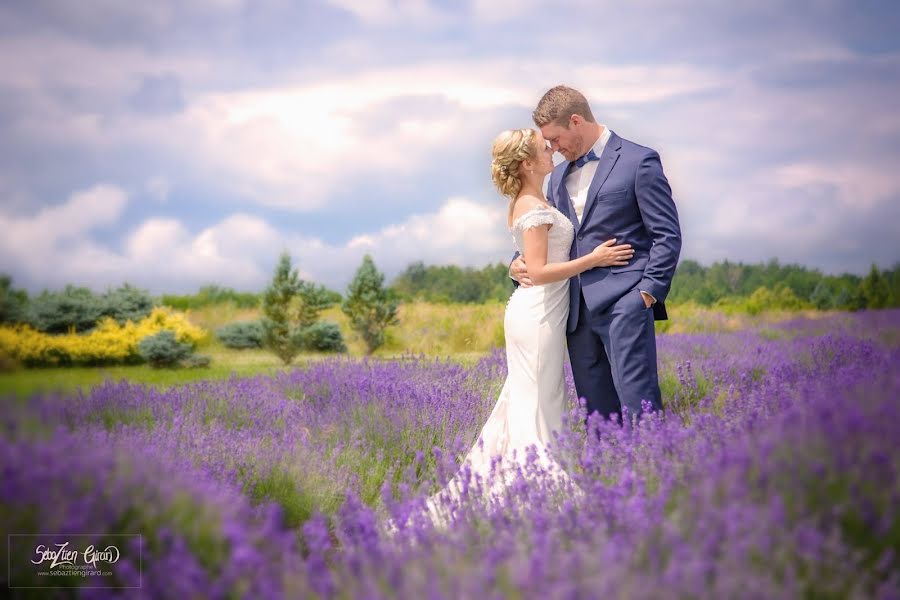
[424, 128, 634, 524]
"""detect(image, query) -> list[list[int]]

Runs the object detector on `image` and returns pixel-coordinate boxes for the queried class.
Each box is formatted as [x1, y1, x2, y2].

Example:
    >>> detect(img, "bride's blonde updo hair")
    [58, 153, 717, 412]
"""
[491, 128, 538, 199]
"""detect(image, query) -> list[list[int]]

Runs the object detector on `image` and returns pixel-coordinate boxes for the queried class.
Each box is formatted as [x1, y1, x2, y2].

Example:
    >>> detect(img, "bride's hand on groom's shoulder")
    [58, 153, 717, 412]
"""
[510, 256, 533, 287]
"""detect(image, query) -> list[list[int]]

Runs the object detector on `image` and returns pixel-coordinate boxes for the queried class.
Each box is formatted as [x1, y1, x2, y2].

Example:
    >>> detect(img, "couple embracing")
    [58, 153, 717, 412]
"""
[436, 85, 682, 506]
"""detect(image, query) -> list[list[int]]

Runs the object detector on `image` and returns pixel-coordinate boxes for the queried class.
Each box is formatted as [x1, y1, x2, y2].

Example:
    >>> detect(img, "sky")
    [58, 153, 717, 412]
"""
[1, 0, 898, 294]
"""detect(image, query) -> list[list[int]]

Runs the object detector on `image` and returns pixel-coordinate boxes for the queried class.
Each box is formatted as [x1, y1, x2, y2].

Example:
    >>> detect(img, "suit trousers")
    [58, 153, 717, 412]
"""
[567, 288, 663, 423]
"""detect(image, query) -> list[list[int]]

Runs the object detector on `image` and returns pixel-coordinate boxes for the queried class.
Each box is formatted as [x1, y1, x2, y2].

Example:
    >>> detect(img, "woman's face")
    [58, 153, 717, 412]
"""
[531, 131, 554, 176]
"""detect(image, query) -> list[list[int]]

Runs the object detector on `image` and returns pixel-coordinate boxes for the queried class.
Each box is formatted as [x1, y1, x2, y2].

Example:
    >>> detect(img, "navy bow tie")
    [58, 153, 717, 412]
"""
[574, 149, 600, 169]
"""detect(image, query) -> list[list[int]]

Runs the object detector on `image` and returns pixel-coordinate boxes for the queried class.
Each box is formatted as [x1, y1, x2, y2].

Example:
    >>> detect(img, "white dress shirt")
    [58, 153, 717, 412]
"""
[565, 125, 611, 223]
[565, 125, 656, 305]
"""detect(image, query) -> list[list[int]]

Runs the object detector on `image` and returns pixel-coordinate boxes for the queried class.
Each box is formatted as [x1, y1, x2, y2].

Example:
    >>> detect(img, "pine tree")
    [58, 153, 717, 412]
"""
[859, 264, 890, 309]
[888, 263, 900, 307]
[342, 255, 398, 354]
[0, 275, 28, 324]
[809, 281, 835, 310]
[296, 281, 336, 329]
[261, 252, 301, 364]
[260, 253, 344, 362]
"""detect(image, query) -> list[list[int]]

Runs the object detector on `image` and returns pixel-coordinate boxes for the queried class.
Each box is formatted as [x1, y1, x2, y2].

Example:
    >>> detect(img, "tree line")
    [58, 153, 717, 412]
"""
[0, 251, 400, 364]
[668, 260, 899, 310]
[3, 258, 898, 333]
[390, 259, 900, 310]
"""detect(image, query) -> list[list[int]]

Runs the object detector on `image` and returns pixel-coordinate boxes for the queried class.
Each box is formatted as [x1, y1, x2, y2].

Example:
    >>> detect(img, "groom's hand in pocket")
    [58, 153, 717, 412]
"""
[510, 256, 533, 287]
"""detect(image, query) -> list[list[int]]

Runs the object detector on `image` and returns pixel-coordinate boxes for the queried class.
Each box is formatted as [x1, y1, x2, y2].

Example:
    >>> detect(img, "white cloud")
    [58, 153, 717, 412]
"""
[0, 184, 275, 292]
[1, 184, 126, 247]
[0, 33, 210, 96]
[326, 0, 448, 26]
[573, 64, 725, 104]
[155, 59, 719, 210]
[0, 2, 897, 285]
[0, 24, 722, 211]
[470, 0, 538, 23]
[117, 213, 282, 291]
[0, 184, 129, 289]
[126, 218, 190, 262]
[0, 186, 511, 293]
[291, 195, 511, 289]
[772, 162, 900, 210]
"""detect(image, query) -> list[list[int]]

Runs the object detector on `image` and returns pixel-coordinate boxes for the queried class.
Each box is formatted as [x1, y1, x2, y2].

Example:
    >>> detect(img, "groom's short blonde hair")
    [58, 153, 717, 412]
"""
[532, 85, 596, 127]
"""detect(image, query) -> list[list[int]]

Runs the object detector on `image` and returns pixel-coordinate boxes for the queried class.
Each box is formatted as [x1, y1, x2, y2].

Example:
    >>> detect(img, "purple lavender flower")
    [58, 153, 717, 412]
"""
[1, 310, 897, 597]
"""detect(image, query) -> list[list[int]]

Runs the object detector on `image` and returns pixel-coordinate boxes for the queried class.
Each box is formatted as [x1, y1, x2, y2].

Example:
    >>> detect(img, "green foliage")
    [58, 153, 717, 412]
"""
[101, 283, 155, 323]
[216, 321, 265, 349]
[25, 284, 155, 333]
[292, 321, 347, 353]
[0, 362, 290, 399]
[342, 255, 399, 354]
[669, 259, 899, 311]
[27, 285, 104, 333]
[0, 275, 28, 324]
[296, 282, 339, 328]
[391, 261, 513, 303]
[390, 258, 900, 311]
[741, 286, 812, 315]
[261, 253, 302, 365]
[138, 331, 192, 368]
[860, 264, 891, 309]
[809, 282, 835, 310]
[161, 285, 261, 310]
[259, 253, 340, 363]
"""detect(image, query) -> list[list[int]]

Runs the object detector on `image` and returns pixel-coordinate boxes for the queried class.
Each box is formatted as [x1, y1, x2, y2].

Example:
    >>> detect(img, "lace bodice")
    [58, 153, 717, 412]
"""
[510, 205, 574, 265]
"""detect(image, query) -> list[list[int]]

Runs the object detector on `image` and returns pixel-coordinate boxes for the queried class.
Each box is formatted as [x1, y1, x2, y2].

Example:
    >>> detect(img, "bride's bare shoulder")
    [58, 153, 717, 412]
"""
[511, 194, 546, 222]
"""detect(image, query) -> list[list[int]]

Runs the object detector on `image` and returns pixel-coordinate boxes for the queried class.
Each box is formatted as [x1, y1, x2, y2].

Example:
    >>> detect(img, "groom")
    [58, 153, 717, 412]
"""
[511, 85, 681, 422]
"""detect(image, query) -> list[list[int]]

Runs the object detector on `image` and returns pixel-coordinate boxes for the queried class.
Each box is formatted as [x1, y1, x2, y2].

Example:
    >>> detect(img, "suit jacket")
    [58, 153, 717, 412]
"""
[547, 131, 682, 332]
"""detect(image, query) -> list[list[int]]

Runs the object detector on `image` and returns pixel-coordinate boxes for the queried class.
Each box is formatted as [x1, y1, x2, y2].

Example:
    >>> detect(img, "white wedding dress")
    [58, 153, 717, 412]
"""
[425, 204, 575, 525]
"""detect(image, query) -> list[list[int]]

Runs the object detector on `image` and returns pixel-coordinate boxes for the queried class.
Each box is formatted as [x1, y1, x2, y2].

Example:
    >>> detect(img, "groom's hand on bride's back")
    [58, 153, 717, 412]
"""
[510, 256, 534, 287]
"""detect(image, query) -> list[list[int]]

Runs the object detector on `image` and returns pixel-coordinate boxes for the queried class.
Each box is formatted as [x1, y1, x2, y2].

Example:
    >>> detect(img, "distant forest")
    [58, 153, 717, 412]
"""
[390, 259, 900, 311]
[3, 259, 898, 321]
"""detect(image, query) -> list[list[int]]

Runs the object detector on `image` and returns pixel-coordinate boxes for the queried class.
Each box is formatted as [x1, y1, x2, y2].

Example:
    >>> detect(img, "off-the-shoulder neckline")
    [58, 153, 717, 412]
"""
[510, 204, 557, 230]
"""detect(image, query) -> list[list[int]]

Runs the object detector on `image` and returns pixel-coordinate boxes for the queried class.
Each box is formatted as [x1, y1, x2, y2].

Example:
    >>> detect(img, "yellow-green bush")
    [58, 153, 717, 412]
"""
[315, 301, 507, 356]
[0, 307, 206, 367]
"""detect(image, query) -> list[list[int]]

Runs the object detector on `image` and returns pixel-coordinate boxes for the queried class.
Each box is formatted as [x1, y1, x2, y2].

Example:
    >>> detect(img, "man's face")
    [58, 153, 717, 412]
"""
[540, 116, 585, 162]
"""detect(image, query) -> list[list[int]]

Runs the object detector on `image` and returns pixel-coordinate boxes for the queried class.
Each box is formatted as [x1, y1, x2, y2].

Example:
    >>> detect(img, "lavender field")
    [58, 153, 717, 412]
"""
[2, 310, 899, 599]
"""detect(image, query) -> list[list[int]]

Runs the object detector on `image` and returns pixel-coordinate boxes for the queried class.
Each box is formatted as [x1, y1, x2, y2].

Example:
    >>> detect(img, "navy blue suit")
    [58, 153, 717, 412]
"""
[548, 132, 681, 420]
